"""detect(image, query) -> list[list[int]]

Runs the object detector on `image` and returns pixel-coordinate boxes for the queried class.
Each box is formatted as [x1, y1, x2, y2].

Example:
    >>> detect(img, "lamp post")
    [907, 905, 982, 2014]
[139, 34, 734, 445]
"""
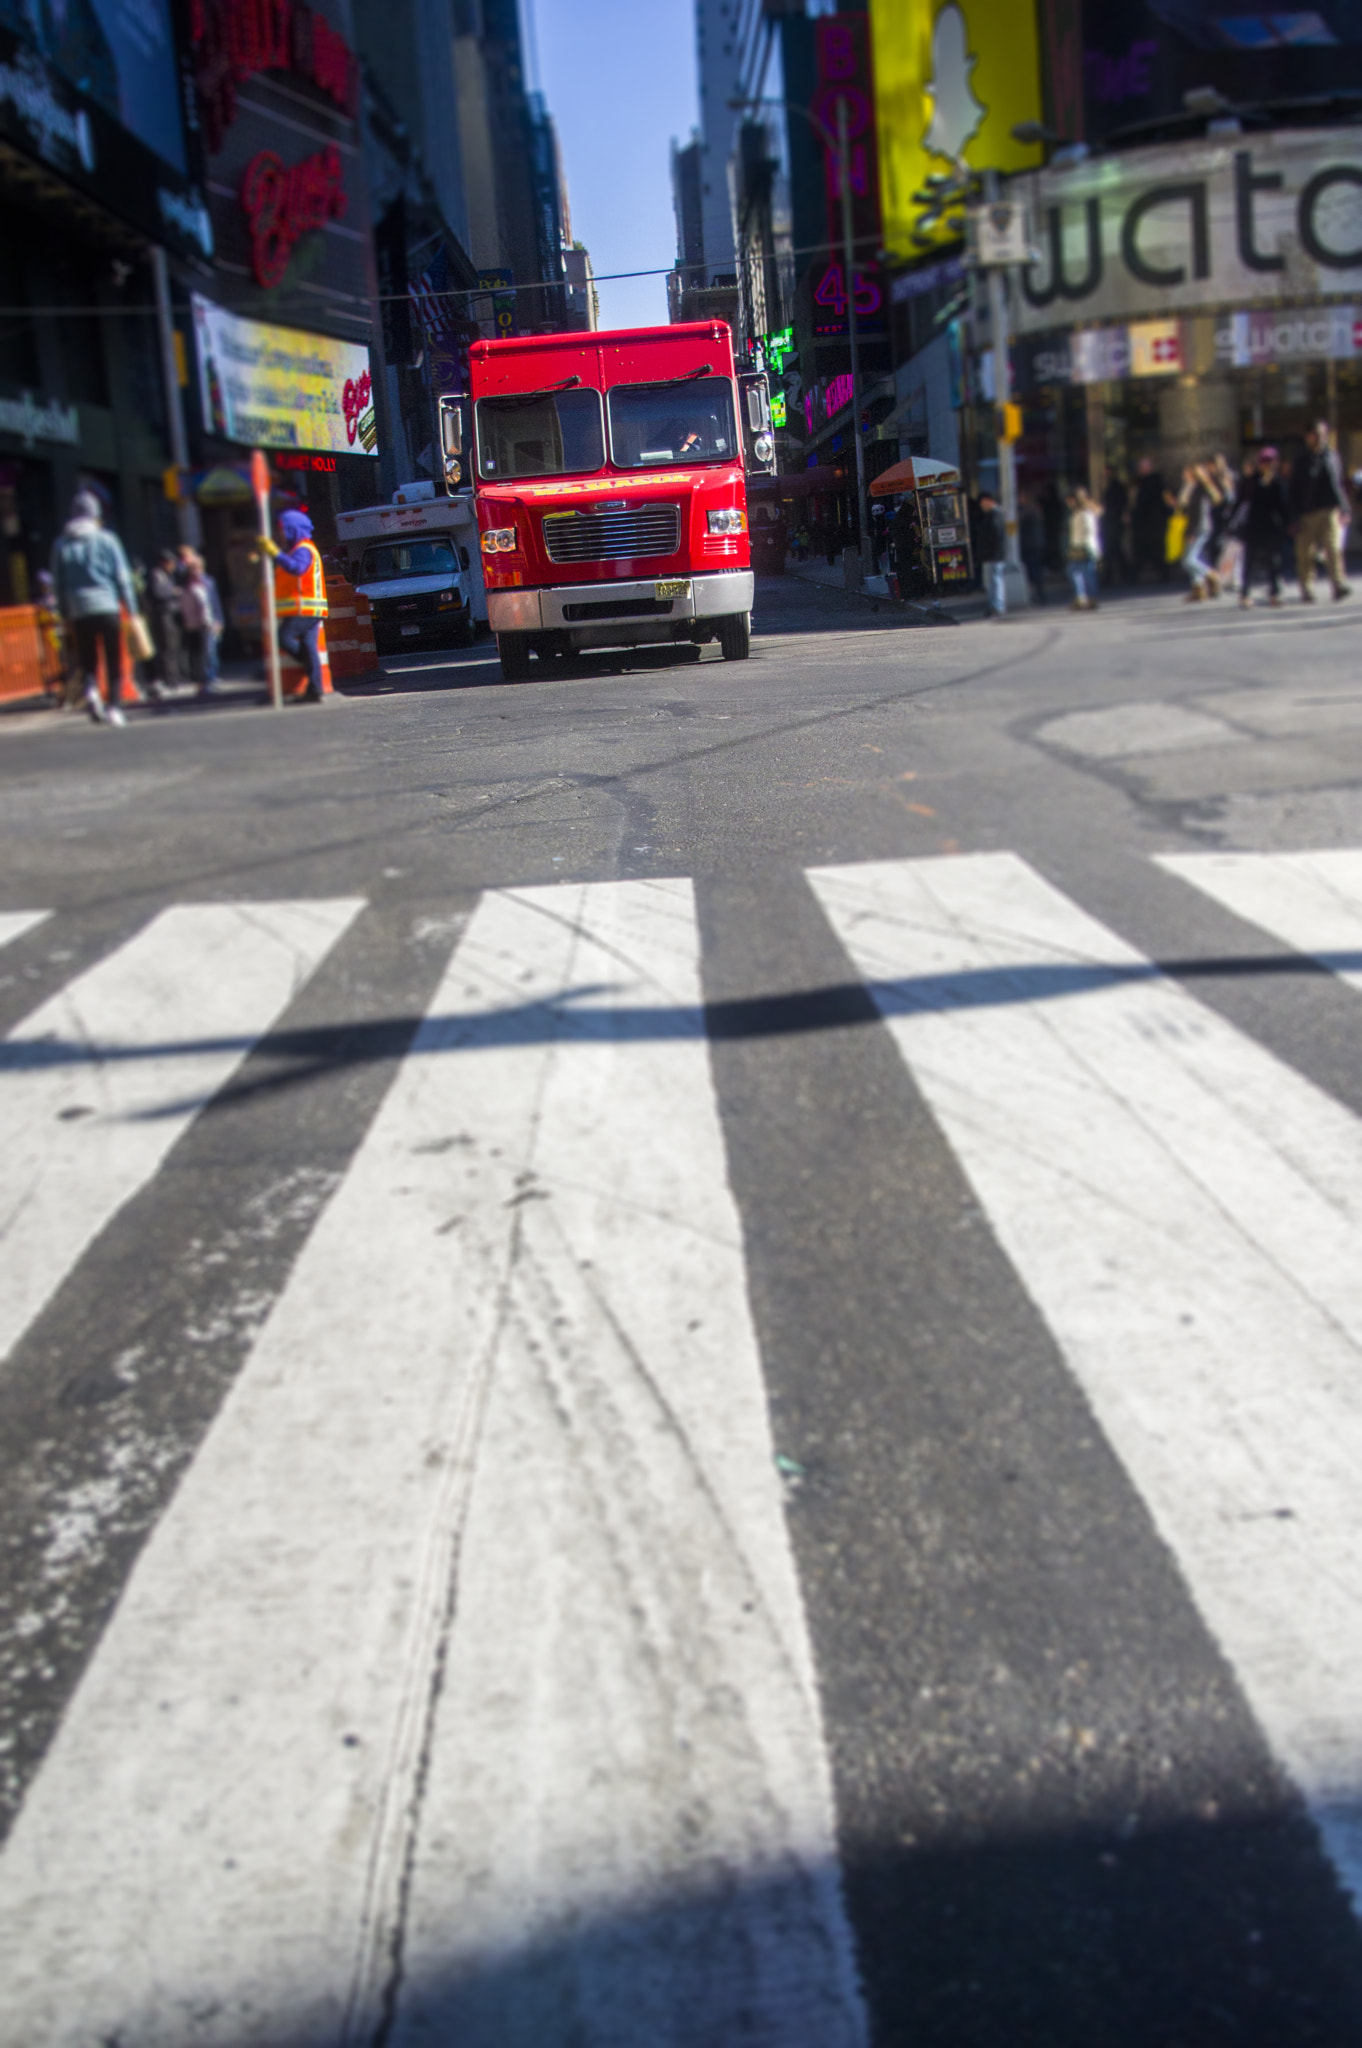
[732, 94, 872, 575]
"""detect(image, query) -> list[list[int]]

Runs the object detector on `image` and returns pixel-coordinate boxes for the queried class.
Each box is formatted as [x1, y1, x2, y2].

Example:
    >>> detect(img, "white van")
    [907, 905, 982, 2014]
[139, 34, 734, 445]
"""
[336, 483, 487, 655]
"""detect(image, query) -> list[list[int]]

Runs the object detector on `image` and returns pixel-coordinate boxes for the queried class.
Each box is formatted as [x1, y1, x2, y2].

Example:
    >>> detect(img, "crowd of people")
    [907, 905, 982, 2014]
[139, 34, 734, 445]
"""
[41, 490, 225, 725]
[1005, 421, 1353, 614]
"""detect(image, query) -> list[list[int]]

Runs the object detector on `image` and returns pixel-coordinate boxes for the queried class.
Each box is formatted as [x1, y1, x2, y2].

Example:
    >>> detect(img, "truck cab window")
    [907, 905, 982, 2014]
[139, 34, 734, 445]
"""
[607, 378, 736, 467]
[476, 388, 603, 478]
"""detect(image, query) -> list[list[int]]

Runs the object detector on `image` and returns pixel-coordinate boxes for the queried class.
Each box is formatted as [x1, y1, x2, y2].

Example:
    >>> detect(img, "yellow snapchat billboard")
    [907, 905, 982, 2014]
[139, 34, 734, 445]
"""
[870, 0, 1045, 263]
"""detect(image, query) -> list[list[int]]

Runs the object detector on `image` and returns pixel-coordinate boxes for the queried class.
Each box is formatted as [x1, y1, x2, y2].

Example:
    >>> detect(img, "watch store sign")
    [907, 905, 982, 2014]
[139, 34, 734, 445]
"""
[1012, 128, 1362, 338]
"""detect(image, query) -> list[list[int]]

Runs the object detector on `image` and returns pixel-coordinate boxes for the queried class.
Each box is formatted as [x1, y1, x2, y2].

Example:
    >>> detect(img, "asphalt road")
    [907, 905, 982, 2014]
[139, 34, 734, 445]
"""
[3, 572, 1362, 2045]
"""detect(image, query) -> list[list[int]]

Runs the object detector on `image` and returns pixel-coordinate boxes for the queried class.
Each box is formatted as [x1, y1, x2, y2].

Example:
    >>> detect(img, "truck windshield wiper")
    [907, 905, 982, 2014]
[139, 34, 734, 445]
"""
[489, 375, 583, 402]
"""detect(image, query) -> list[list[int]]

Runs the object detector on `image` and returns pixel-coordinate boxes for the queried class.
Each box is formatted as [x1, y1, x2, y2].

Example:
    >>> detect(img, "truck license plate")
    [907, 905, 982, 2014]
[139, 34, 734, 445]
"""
[655, 578, 690, 601]
[401, 624, 420, 635]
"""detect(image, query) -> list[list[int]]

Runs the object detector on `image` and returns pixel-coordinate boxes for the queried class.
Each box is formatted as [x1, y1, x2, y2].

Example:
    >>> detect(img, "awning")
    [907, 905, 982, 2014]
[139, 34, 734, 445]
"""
[869, 455, 961, 497]
[748, 465, 846, 497]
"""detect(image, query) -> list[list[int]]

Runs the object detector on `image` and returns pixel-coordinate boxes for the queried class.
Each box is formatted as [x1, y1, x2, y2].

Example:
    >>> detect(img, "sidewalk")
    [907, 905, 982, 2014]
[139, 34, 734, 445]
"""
[784, 557, 989, 625]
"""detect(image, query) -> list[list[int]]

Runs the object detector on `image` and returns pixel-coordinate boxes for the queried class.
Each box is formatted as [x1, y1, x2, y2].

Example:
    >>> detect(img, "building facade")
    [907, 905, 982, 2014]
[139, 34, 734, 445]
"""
[0, 0, 212, 598]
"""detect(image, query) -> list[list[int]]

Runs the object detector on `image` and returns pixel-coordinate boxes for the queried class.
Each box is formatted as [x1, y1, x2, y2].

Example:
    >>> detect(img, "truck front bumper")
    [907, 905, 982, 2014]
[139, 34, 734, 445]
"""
[487, 571, 753, 644]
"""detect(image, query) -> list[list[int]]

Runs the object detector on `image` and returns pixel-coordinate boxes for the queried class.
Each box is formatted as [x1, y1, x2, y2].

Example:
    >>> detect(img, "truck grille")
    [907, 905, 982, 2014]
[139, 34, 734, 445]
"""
[542, 502, 681, 564]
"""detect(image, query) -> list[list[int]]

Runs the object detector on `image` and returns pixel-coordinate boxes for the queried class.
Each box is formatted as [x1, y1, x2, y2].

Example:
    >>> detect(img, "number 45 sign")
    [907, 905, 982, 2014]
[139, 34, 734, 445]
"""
[813, 263, 882, 322]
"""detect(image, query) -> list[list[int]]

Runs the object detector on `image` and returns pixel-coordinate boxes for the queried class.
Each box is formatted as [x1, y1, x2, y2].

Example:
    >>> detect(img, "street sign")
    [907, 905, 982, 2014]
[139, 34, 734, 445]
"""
[971, 199, 1031, 268]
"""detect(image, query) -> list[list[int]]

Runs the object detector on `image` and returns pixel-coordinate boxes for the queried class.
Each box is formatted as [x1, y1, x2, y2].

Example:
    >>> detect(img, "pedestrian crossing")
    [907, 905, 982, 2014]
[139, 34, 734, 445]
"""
[2, 851, 1362, 2040]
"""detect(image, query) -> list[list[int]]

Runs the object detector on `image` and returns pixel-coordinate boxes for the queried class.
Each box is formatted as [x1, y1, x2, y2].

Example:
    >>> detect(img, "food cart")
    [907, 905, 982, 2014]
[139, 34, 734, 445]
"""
[869, 455, 973, 599]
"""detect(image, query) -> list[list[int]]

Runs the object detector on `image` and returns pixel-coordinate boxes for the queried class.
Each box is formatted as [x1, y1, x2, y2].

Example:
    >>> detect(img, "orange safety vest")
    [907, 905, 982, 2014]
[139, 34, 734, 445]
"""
[274, 539, 327, 618]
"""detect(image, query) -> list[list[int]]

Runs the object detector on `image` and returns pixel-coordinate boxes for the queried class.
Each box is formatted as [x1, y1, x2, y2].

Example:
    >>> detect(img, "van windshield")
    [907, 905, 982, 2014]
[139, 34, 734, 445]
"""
[361, 539, 456, 580]
[607, 377, 736, 467]
[476, 388, 604, 478]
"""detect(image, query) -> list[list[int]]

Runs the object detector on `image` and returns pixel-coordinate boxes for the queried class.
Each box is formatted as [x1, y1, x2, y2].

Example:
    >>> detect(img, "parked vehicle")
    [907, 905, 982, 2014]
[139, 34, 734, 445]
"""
[463, 321, 775, 682]
[335, 483, 485, 653]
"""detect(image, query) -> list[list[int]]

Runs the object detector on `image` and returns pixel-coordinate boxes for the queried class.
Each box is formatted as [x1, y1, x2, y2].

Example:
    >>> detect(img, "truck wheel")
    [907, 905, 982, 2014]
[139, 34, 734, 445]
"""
[718, 612, 751, 661]
[497, 632, 533, 681]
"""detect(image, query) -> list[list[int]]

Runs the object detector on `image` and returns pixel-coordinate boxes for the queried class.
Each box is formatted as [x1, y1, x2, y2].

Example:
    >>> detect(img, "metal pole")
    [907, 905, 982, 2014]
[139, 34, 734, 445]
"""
[837, 95, 870, 580]
[252, 459, 283, 712]
[982, 172, 1019, 570]
[150, 246, 200, 548]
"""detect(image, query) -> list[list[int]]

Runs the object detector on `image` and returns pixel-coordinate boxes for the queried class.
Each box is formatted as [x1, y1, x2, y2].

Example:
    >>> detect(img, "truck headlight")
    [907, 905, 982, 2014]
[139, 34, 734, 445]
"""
[706, 508, 747, 535]
[437, 587, 459, 606]
[753, 433, 774, 464]
[481, 527, 518, 554]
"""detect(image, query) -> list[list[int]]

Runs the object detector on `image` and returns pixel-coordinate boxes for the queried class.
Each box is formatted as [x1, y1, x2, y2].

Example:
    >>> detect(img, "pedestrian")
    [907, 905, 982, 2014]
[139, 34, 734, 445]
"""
[259, 509, 330, 701]
[1237, 447, 1289, 608]
[1131, 457, 1169, 583]
[1177, 461, 1226, 600]
[1065, 486, 1101, 609]
[1101, 469, 1130, 586]
[1018, 492, 1047, 605]
[178, 549, 225, 696]
[973, 489, 1005, 602]
[1288, 420, 1352, 602]
[49, 490, 145, 727]
[146, 548, 183, 687]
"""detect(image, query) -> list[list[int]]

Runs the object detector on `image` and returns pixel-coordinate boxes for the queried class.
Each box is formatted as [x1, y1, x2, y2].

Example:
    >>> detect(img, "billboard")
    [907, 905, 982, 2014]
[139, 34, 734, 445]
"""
[1011, 128, 1362, 335]
[0, 1, 211, 261]
[871, 0, 1045, 263]
[1048, 0, 1362, 150]
[192, 296, 377, 456]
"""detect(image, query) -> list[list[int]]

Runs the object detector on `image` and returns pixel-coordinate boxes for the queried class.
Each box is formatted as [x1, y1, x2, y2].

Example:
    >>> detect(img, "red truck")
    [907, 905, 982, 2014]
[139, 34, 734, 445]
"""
[459, 322, 774, 683]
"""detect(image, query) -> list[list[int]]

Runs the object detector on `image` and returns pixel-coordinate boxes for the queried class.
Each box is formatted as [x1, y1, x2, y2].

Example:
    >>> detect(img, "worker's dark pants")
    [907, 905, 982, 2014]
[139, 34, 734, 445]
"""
[278, 615, 323, 695]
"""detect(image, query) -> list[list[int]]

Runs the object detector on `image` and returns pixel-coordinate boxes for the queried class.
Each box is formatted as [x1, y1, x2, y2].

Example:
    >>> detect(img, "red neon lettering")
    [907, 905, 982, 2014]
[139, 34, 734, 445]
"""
[343, 370, 372, 447]
[193, 0, 358, 152]
[241, 144, 346, 289]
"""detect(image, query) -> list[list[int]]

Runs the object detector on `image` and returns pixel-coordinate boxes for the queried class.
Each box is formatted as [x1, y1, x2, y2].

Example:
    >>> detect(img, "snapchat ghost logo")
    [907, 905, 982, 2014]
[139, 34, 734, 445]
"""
[924, 3, 985, 160]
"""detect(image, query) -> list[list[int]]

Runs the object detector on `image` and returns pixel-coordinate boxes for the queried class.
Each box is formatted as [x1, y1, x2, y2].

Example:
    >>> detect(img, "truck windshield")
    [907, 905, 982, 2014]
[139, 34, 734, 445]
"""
[476, 388, 603, 478]
[361, 539, 456, 580]
[607, 378, 736, 467]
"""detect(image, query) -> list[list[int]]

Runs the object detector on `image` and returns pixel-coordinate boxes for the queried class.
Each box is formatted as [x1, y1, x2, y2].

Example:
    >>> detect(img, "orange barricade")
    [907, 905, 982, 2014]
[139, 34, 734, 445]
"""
[0, 605, 48, 702]
[323, 573, 380, 682]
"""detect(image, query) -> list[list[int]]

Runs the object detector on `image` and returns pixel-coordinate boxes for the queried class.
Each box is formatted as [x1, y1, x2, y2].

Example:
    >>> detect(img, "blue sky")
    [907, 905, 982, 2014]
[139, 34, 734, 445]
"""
[527, 0, 698, 330]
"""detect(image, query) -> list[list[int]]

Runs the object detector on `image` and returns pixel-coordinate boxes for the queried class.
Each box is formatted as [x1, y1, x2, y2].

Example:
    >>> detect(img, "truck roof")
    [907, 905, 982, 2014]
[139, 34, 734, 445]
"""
[470, 322, 736, 400]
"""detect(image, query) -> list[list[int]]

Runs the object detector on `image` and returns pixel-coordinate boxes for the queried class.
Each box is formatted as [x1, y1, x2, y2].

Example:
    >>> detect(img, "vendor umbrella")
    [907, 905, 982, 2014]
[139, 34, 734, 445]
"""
[869, 455, 961, 497]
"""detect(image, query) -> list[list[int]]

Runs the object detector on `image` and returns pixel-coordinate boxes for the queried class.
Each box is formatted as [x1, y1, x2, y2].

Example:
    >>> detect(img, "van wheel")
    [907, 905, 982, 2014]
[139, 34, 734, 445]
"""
[497, 632, 533, 681]
[718, 612, 751, 661]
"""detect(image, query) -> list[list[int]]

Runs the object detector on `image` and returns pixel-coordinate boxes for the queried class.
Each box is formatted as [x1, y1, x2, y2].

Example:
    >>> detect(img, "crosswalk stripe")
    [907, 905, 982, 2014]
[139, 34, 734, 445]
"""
[1157, 847, 1362, 995]
[0, 910, 49, 951]
[810, 850, 1362, 1912]
[0, 879, 864, 2047]
[0, 899, 363, 1370]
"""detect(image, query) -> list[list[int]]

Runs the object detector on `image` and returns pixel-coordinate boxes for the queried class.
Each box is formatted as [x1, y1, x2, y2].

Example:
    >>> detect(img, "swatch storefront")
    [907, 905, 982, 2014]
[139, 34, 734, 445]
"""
[1008, 127, 1362, 492]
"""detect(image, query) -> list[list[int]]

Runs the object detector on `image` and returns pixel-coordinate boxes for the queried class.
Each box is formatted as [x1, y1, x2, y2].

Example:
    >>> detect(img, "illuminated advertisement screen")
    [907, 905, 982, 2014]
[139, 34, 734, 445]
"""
[0, 0, 185, 168]
[192, 295, 378, 457]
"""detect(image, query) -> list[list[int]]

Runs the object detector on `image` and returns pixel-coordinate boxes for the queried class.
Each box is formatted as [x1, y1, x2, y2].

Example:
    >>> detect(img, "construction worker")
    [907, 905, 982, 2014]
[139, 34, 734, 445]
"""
[259, 508, 329, 700]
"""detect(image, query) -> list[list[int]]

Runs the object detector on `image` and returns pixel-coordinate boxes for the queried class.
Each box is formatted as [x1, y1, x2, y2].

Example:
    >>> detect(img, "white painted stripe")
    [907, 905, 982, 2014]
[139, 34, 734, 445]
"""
[0, 909, 49, 950]
[0, 881, 864, 2048]
[811, 851, 1362, 1909]
[0, 900, 362, 1368]
[1158, 847, 1362, 997]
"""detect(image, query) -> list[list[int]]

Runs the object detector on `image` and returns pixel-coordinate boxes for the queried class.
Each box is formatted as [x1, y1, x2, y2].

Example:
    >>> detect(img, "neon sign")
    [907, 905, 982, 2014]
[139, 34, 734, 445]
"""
[240, 144, 346, 288]
[191, 0, 359, 153]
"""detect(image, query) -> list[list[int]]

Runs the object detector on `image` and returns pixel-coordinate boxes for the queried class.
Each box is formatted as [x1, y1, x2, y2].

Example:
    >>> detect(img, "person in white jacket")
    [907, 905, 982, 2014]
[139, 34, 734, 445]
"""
[1065, 488, 1101, 610]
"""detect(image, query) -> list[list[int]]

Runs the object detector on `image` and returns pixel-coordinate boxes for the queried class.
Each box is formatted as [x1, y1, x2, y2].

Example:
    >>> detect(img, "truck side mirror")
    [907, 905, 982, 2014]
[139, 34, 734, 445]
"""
[746, 385, 766, 432]
[439, 397, 464, 491]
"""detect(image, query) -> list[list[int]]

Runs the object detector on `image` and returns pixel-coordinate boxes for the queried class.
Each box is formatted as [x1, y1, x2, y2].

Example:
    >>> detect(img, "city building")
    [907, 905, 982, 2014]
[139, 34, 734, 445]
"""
[181, 0, 385, 637]
[0, 0, 212, 595]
